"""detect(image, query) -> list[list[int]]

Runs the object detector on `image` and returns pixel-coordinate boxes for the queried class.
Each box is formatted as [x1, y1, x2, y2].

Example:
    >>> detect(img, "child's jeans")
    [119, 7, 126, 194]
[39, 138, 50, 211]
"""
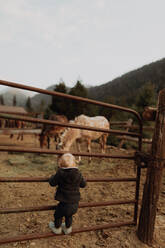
[54, 202, 79, 228]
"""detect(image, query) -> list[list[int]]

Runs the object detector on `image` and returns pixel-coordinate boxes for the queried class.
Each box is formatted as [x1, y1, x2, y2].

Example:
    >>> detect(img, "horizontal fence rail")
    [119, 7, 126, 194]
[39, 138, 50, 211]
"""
[0, 128, 41, 135]
[0, 111, 29, 116]
[111, 122, 154, 131]
[0, 199, 136, 214]
[0, 176, 137, 182]
[0, 221, 135, 245]
[0, 113, 141, 138]
[0, 145, 135, 159]
[117, 135, 152, 144]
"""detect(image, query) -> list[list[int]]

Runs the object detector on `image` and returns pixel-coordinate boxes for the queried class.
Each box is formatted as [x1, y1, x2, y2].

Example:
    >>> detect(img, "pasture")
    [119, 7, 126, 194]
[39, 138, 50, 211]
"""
[0, 133, 164, 248]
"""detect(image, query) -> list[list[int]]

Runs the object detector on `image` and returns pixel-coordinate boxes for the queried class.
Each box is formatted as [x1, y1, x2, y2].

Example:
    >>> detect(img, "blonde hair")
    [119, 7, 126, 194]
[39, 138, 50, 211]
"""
[58, 153, 77, 168]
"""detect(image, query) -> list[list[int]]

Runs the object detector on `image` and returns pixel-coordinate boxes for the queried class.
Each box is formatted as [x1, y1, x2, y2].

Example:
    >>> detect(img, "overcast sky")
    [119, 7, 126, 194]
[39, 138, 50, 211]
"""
[0, 0, 164, 94]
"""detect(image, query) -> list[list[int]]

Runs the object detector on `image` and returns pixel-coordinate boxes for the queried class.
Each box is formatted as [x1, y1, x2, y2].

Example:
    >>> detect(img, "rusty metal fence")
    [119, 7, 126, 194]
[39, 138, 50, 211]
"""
[0, 79, 143, 245]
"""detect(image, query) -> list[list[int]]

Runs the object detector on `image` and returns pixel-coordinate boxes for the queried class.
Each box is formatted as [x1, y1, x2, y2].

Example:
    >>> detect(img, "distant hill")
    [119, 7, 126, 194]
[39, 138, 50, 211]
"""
[31, 58, 165, 111]
[31, 85, 56, 111]
[88, 58, 165, 105]
[0, 88, 28, 107]
[1, 58, 164, 111]
[31, 85, 71, 111]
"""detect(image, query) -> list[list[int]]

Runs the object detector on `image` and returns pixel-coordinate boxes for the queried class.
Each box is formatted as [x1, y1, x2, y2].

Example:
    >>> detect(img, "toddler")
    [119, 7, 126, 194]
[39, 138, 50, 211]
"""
[49, 153, 86, 234]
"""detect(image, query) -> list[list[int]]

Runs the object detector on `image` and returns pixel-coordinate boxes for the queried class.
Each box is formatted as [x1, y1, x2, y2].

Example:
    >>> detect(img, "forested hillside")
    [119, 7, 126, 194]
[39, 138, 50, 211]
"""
[88, 58, 165, 107]
[28, 57, 165, 120]
[1, 58, 164, 118]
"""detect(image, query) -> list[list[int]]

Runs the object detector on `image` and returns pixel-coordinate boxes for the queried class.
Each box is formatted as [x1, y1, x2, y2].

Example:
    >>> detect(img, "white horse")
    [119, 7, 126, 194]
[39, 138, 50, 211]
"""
[57, 114, 110, 163]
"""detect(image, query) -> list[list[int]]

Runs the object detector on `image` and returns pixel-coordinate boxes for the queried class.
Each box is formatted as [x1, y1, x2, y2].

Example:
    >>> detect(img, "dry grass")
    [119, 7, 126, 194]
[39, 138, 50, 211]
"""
[0, 134, 164, 248]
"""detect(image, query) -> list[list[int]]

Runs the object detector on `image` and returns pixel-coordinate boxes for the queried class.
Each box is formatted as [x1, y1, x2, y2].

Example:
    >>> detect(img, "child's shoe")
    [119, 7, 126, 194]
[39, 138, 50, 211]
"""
[49, 221, 62, 234]
[62, 223, 72, 234]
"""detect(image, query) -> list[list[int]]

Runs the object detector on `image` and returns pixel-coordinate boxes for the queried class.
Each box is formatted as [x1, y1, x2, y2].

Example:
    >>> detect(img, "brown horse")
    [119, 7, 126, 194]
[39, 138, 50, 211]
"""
[39, 114, 68, 149]
[16, 120, 25, 140]
[9, 120, 25, 140]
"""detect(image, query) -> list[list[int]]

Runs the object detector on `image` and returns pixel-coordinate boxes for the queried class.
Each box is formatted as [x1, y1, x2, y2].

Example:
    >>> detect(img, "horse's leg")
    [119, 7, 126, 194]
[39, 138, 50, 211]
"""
[39, 134, 42, 148]
[21, 133, 23, 141]
[47, 136, 50, 149]
[17, 133, 23, 141]
[76, 140, 82, 163]
[54, 135, 57, 143]
[54, 136, 57, 149]
[97, 134, 107, 164]
[53, 134, 59, 149]
[86, 139, 92, 164]
[55, 135, 60, 149]
[100, 134, 107, 153]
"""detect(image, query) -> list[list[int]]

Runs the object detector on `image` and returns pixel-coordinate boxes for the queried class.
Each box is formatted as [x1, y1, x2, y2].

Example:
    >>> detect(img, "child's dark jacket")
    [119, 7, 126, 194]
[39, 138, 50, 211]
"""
[49, 168, 86, 203]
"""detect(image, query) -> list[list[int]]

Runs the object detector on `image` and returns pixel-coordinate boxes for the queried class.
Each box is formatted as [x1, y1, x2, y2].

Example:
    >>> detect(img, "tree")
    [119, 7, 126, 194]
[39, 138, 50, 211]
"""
[98, 96, 116, 120]
[68, 80, 89, 119]
[135, 82, 156, 115]
[49, 81, 68, 116]
[13, 95, 17, 106]
[0, 95, 4, 105]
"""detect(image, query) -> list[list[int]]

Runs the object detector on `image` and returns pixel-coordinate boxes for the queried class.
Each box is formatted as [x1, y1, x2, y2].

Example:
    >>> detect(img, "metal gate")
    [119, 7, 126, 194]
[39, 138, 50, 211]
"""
[0, 79, 143, 245]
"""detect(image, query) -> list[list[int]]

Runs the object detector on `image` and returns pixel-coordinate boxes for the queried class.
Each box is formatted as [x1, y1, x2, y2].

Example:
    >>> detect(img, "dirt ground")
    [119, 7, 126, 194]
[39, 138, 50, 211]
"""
[0, 134, 164, 248]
